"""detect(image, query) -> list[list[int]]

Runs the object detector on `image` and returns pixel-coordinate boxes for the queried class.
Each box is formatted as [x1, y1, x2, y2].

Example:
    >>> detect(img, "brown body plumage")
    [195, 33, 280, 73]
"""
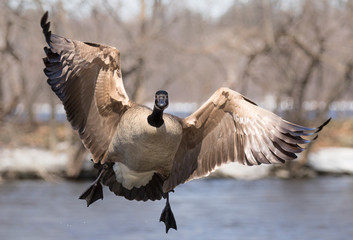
[41, 12, 330, 233]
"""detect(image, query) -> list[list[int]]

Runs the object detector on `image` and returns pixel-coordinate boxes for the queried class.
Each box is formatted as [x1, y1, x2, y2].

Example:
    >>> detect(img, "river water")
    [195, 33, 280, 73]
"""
[1, 177, 353, 240]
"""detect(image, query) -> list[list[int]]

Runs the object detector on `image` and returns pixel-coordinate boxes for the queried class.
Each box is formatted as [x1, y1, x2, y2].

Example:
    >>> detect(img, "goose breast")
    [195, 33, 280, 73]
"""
[108, 106, 183, 175]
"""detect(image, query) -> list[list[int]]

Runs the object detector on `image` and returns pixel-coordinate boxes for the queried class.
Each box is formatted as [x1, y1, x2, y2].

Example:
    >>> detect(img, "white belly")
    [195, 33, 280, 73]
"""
[113, 162, 156, 190]
[107, 106, 183, 189]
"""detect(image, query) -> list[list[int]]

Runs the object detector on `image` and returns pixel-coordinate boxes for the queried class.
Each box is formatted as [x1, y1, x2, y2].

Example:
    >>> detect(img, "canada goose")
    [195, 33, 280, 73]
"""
[41, 12, 330, 233]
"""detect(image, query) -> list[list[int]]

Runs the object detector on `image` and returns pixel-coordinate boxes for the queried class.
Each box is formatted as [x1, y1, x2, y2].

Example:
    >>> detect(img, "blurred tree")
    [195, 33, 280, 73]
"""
[217, 0, 353, 169]
[0, 2, 21, 121]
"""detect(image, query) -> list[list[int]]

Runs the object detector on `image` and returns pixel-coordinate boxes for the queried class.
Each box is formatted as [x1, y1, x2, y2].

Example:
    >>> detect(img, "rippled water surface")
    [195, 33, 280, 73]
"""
[1, 177, 353, 240]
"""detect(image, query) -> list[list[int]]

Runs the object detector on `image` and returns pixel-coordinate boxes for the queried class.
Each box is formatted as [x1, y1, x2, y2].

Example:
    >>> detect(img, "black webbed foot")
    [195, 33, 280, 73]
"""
[79, 163, 109, 207]
[159, 192, 177, 233]
[79, 179, 103, 207]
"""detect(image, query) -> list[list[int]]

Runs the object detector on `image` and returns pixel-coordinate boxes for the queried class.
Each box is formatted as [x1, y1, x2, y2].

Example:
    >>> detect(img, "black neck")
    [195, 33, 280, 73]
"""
[147, 106, 164, 128]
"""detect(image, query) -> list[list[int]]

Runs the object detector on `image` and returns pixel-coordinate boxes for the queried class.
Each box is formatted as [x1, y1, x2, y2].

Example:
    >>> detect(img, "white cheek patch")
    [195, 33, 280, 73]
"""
[113, 162, 155, 190]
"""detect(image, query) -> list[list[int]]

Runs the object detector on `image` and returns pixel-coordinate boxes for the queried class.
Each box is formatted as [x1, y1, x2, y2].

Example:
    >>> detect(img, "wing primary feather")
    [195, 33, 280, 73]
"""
[314, 118, 331, 133]
[272, 141, 297, 159]
[251, 149, 270, 164]
[268, 149, 288, 163]
[278, 121, 316, 132]
[41, 11, 52, 47]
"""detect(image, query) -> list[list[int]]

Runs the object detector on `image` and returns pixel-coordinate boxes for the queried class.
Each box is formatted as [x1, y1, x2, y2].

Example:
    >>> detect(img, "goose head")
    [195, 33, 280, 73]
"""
[154, 90, 169, 110]
[148, 90, 169, 128]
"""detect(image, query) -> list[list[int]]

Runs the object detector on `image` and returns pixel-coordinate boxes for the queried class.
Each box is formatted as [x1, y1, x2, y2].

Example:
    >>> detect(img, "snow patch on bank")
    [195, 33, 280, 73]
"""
[308, 147, 353, 174]
[0, 147, 69, 176]
[211, 163, 272, 180]
[1, 147, 353, 179]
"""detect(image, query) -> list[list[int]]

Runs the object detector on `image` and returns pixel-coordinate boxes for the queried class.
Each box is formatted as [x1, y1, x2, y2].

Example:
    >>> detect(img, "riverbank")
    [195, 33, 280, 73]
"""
[1, 145, 353, 181]
[0, 118, 352, 181]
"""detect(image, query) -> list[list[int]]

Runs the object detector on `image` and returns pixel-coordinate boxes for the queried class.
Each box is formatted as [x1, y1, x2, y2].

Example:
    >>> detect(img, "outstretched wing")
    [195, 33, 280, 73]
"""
[163, 87, 330, 192]
[41, 12, 132, 163]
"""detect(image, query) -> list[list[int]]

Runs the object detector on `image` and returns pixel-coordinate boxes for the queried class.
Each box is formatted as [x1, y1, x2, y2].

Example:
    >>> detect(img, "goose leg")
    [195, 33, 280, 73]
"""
[159, 192, 177, 233]
[79, 163, 109, 207]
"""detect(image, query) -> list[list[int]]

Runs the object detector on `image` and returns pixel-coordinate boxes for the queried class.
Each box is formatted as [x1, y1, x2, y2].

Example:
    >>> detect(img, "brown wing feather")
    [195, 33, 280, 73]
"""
[163, 87, 330, 192]
[41, 12, 131, 163]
